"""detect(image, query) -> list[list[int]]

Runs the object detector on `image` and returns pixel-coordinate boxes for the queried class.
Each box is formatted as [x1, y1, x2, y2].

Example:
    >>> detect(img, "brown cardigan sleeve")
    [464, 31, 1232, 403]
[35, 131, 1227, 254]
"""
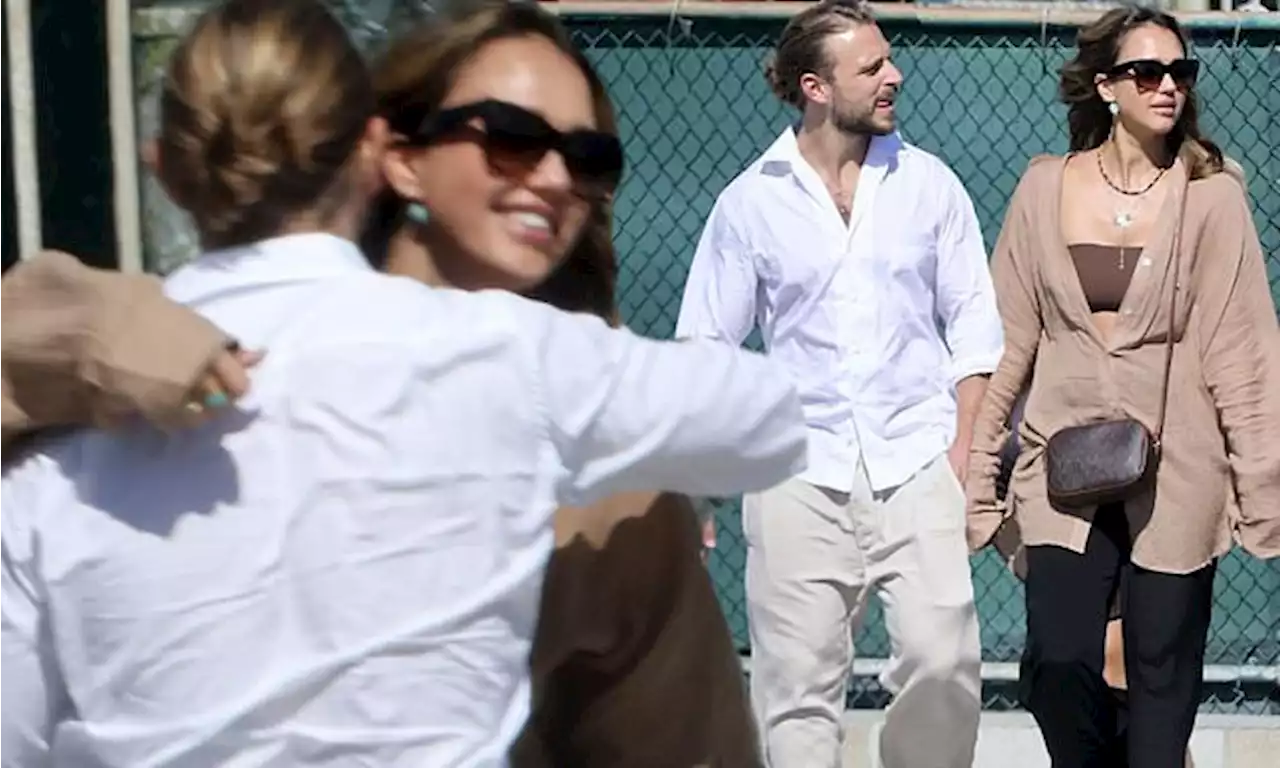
[965, 160, 1048, 551]
[2, 251, 230, 446]
[1191, 176, 1280, 559]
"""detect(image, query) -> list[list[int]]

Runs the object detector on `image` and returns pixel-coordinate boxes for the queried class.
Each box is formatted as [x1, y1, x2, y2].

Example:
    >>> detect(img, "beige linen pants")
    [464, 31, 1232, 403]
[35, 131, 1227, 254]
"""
[744, 455, 981, 768]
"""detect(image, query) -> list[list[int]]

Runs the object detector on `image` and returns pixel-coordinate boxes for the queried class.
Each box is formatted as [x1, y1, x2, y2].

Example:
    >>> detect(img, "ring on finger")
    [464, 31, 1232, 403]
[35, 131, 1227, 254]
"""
[203, 391, 230, 409]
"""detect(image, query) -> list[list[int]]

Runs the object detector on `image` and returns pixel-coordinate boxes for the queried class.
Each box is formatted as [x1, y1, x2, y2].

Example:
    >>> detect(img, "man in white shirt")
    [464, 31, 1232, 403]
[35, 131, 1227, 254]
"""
[675, 2, 1002, 766]
[1, 233, 807, 767]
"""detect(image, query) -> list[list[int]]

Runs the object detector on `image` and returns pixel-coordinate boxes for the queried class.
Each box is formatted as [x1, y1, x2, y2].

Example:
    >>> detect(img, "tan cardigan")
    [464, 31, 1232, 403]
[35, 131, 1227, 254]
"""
[966, 155, 1280, 574]
[2, 251, 229, 446]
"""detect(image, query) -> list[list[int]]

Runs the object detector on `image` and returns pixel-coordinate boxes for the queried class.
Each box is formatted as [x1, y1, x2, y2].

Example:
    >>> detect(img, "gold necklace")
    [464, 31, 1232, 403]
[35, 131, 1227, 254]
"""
[1096, 148, 1165, 231]
[1096, 147, 1165, 271]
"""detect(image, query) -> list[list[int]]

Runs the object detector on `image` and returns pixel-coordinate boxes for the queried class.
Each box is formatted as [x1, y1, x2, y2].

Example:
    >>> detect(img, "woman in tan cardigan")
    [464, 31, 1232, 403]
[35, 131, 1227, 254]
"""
[966, 8, 1279, 767]
[2, 4, 758, 766]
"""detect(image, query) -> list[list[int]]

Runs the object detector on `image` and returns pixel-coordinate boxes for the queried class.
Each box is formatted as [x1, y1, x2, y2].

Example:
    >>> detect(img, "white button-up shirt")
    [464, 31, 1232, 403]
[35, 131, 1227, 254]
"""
[676, 129, 1002, 492]
[1, 233, 806, 768]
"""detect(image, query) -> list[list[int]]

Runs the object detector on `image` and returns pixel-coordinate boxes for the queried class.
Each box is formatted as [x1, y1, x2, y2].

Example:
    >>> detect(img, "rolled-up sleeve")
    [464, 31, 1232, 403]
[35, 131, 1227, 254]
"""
[1193, 177, 1280, 559]
[674, 194, 758, 345]
[2, 460, 63, 768]
[965, 169, 1043, 550]
[934, 169, 1004, 385]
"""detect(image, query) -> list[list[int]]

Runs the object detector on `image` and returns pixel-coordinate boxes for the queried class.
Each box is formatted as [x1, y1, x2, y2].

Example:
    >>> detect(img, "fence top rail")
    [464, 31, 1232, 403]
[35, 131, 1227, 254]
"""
[132, 2, 1280, 38]
[548, 2, 1280, 31]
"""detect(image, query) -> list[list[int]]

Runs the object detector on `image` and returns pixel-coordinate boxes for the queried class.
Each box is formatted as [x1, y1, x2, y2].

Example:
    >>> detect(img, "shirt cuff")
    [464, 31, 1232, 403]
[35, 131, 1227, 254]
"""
[950, 353, 1001, 387]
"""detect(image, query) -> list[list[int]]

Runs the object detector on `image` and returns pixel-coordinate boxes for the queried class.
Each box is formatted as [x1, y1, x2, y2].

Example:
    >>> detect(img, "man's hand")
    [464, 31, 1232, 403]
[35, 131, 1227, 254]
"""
[693, 499, 717, 565]
[950, 373, 990, 487]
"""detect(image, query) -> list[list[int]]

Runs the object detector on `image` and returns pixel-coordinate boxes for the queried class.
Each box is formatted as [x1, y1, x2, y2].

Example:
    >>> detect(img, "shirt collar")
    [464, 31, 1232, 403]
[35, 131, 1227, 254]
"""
[755, 127, 903, 220]
[165, 233, 373, 306]
[758, 125, 903, 176]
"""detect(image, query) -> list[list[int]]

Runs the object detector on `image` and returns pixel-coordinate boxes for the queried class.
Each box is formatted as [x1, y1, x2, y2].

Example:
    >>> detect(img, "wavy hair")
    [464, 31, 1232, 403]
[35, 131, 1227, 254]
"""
[1058, 7, 1224, 179]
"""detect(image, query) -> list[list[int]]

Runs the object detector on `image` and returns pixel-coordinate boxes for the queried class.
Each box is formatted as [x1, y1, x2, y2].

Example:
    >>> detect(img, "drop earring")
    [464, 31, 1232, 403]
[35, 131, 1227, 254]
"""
[405, 202, 430, 226]
[1107, 101, 1120, 117]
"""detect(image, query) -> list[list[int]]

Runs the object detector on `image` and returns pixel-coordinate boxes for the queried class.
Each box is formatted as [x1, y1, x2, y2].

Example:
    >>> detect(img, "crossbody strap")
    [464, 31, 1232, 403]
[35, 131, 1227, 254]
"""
[1152, 171, 1190, 452]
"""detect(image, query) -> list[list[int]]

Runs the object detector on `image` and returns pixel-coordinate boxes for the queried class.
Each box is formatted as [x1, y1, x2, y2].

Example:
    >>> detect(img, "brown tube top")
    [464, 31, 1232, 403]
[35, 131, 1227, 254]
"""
[1068, 244, 1138, 313]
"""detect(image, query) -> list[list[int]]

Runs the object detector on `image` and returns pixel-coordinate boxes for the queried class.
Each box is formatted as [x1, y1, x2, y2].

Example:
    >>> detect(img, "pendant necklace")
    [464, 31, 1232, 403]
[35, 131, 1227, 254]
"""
[1096, 148, 1165, 271]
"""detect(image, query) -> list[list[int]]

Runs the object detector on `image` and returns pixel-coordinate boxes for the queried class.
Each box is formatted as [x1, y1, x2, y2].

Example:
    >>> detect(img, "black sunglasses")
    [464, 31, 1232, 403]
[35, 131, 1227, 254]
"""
[1105, 58, 1199, 91]
[404, 99, 624, 195]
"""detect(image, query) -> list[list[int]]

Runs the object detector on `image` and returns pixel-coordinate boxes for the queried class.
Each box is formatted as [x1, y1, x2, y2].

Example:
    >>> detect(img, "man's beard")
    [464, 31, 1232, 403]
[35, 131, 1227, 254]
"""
[832, 101, 894, 137]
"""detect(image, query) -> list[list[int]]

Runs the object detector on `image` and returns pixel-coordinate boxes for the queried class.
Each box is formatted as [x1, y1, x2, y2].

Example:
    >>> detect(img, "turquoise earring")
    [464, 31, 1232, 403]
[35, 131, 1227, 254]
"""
[405, 202, 430, 226]
[1108, 101, 1120, 117]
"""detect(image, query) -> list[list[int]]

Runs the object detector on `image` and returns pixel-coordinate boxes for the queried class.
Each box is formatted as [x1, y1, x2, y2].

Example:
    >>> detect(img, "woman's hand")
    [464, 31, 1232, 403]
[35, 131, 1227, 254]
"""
[173, 345, 265, 427]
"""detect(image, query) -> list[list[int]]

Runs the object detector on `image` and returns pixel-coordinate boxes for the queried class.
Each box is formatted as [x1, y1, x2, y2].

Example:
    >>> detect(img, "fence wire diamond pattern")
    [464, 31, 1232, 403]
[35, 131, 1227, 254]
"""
[564, 13, 1278, 713]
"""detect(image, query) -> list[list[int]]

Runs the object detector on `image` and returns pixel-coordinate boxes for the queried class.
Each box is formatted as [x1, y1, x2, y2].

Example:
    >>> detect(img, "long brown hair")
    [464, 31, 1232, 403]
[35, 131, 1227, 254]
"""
[364, 1, 621, 323]
[157, 0, 374, 249]
[1058, 7, 1224, 179]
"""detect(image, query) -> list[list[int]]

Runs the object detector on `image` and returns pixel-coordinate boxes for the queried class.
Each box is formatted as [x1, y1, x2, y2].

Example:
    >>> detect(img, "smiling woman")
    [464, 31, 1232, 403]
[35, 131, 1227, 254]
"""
[364, 4, 621, 299]
[351, 3, 763, 764]
[2, 3, 783, 766]
[355, 8, 761, 763]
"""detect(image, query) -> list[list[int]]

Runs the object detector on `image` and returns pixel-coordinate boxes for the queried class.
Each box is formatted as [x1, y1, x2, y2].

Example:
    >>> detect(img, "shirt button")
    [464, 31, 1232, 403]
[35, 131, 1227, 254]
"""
[1139, 257, 1153, 268]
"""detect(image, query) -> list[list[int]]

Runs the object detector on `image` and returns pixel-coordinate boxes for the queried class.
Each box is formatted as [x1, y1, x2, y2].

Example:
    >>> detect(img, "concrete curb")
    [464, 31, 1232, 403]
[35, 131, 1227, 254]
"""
[839, 711, 1280, 768]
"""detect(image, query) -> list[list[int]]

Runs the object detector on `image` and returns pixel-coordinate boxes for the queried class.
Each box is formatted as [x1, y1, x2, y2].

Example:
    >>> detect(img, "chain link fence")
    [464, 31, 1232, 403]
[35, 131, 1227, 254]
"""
[133, 2, 1279, 713]
[577, 4, 1279, 714]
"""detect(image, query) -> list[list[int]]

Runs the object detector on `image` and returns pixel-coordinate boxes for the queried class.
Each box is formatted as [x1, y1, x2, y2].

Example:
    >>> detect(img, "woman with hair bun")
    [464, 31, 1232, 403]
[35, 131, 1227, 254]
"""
[0, 1, 806, 765]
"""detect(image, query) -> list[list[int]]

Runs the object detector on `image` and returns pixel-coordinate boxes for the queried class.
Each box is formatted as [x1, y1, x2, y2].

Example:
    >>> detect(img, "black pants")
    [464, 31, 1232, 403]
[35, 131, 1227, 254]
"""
[1020, 508, 1215, 768]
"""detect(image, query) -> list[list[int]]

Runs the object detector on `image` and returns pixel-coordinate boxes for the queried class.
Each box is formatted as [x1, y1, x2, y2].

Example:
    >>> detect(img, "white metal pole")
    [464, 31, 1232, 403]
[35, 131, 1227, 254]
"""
[107, 0, 143, 273]
[6, 0, 43, 261]
[739, 656, 1279, 685]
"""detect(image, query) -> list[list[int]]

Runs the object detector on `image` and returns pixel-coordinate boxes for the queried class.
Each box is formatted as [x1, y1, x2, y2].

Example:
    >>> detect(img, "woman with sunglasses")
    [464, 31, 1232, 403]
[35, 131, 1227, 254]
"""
[964, 8, 1280, 767]
[364, 6, 620, 300]
[0, 2, 808, 765]
[2, 3, 764, 765]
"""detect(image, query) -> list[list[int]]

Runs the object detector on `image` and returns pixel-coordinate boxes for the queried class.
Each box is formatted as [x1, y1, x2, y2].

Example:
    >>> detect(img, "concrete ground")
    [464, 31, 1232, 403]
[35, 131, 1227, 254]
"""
[839, 711, 1280, 768]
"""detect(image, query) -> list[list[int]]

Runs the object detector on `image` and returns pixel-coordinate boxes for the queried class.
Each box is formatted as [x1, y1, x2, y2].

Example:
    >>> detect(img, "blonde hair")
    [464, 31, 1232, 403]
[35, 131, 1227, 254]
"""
[764, 0, 876, 109]
[157, 0, 375, 249]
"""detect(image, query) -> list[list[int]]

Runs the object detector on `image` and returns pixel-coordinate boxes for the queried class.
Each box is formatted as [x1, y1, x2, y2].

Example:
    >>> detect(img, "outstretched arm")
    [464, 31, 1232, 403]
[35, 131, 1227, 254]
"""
[2, 252, 245, 448]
